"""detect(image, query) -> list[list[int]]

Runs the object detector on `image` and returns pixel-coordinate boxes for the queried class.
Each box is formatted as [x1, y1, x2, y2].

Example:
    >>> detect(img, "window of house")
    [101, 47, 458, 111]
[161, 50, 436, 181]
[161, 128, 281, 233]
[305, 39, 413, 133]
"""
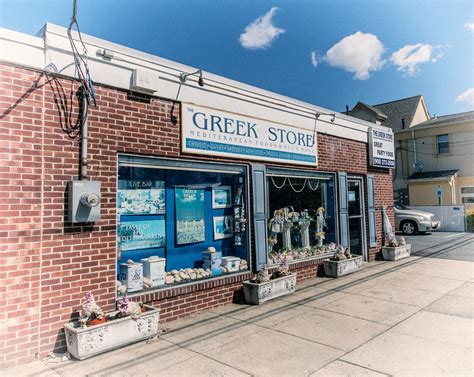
[116, 155, 249, 295]
[460, 186, 474, 203]
[266, 170, 336, 265]
[437, 134, 449, 154]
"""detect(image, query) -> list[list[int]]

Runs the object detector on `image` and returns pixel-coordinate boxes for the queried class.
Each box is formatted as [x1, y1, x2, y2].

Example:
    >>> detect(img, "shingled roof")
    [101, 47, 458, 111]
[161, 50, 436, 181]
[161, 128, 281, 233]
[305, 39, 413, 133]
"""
[349, 101, 387, 119]
[412, 111, 474, 128]
[373, 95, 426, 132]
[407, 169, 459, 180]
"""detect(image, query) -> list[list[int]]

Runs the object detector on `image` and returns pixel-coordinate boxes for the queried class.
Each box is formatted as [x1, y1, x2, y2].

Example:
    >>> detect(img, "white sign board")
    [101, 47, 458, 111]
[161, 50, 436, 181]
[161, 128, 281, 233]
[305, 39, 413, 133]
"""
[436, 186, 443, 198]
[369, 128, 395, 169]
[181, 103, 318, 166]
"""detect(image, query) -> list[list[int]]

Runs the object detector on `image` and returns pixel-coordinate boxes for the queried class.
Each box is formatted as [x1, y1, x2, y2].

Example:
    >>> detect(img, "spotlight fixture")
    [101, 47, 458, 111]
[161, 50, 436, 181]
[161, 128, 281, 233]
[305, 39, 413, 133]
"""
[331, 114, 336, 122]
[179, 69, 205, 87]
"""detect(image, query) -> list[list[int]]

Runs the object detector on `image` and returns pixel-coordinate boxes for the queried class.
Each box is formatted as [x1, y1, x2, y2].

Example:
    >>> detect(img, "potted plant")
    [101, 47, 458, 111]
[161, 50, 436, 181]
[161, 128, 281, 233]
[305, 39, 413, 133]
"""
[64, 292, 160, 360]
[80, 292, 106, 327]
[382, 236, 412, 261]
[242, 258, 296, 305]
[323, 246, 363, 278]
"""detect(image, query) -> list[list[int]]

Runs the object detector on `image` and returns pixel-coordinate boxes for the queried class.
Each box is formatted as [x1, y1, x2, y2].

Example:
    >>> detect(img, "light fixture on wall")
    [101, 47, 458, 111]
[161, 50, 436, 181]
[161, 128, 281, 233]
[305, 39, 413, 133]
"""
[315, 111, 336, 122]
[179, 69, 205, 87]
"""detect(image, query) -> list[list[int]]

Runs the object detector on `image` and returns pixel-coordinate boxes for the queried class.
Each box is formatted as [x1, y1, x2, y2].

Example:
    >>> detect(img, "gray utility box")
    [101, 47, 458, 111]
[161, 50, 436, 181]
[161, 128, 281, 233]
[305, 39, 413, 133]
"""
[68, 180, 101, 223]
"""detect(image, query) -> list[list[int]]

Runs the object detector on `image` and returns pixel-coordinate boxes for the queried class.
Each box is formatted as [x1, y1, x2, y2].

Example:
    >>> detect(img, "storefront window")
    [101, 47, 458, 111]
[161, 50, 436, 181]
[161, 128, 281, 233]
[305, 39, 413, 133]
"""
[266, 170, 336, 265]
[116, 156, 249, 294]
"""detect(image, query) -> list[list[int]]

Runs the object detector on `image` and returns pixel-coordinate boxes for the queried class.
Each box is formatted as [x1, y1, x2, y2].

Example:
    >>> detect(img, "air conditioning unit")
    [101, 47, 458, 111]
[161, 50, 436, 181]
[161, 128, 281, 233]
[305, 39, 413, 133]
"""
[131, 68, 158, 94]
[414, 161, 424, 172]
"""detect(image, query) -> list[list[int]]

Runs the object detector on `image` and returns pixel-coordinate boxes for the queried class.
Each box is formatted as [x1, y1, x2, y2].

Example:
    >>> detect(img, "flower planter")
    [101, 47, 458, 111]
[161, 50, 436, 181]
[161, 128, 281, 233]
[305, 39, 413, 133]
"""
[242, 273, 296, 305]
[382, 244, 411, 261]
[324, 255, 363, 278]
[64, 305, 160, 360]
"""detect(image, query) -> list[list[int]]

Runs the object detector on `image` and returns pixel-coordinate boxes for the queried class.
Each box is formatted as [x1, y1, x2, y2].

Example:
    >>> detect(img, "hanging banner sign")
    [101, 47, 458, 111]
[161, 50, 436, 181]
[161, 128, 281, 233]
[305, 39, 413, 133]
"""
[181, 103, 317, 166]
[369, 128, 395, 169]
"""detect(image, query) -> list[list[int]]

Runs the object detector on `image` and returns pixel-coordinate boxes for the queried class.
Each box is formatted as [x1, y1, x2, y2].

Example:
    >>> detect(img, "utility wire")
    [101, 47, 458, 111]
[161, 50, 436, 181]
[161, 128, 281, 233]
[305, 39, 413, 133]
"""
[398, 147, 474, 156]
[67, 0, 96, 106]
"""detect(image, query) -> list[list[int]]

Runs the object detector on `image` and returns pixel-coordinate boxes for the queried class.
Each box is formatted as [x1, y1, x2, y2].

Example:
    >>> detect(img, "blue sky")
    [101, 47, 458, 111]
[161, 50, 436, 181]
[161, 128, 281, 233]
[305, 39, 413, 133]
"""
[1, 0, 473, 115]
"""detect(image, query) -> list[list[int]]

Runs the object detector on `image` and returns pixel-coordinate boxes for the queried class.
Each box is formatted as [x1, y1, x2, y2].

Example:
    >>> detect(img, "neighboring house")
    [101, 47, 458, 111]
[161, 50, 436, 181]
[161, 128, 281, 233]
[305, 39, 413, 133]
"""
[394, 111, 474, 205]
[349, 95, 430, 131]
[350, 96, 474, 205]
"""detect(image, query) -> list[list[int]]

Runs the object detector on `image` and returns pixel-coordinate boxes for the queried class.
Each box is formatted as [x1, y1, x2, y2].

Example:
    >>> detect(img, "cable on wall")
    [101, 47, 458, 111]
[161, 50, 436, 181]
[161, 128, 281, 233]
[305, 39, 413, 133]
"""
[67, 0, 96, 179]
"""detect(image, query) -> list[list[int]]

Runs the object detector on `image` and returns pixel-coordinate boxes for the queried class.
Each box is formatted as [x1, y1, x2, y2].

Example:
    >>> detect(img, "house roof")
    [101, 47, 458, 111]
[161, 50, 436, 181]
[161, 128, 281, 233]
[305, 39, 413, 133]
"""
[349, 102, 387, 119]
[407, 169, 459, 180]
[412, 111, 474, 128]
[373, 95, 426, 132]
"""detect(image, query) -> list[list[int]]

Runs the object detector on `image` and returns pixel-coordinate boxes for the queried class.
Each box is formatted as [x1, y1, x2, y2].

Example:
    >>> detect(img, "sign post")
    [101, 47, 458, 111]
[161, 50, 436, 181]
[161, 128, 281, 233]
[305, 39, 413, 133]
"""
[436, 186, 443, 206]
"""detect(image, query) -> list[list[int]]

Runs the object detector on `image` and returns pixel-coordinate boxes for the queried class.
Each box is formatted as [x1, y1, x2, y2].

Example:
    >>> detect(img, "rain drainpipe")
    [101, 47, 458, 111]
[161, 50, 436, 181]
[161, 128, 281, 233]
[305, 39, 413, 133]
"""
[80, 92, 89, 180]
[411, 129, 417, 166]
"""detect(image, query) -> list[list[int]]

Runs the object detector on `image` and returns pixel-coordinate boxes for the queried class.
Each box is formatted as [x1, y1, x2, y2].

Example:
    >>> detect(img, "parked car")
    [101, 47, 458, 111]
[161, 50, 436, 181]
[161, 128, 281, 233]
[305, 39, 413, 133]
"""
[394, 202, 441, 235]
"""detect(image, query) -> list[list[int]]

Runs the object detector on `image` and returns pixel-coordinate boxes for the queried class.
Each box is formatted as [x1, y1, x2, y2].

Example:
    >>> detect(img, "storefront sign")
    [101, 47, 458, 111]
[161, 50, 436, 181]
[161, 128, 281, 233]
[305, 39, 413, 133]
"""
[181, 103, 318, 166]
[369, 128, 395, 169]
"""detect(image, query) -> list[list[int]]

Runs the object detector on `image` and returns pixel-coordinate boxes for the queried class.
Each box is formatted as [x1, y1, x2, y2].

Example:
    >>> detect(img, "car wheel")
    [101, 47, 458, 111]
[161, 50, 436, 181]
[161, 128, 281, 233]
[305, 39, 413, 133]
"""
[401, 220, 418, 235]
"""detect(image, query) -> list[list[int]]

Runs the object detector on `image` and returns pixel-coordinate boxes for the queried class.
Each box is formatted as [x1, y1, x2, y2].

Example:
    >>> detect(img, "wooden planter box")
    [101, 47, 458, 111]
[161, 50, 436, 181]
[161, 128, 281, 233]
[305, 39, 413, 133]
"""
[243, 273, 296, 305]
[382, 244, 412, 261]
[64, 305, 160, 360]
[324, 256, 363, 278]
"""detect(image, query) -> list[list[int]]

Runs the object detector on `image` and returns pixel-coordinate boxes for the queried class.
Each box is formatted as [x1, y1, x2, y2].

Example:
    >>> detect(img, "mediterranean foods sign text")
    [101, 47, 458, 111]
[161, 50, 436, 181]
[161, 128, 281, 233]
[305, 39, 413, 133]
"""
[369, 128, 395, 169]
[181, 104, 318, 166]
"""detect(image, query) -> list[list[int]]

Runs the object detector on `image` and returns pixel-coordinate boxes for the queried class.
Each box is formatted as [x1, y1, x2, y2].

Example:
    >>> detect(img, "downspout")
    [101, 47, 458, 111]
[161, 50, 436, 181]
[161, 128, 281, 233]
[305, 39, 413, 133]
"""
[449, 175, 455, 204]
[411, 129, 417, 166]
[80, 90, 89, 180]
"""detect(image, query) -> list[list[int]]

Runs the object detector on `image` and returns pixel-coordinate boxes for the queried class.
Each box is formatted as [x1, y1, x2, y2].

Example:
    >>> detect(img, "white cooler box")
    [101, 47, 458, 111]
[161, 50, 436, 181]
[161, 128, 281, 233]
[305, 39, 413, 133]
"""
[140, 257, 166, 287]
[222, 256, 240, 272]
[119, 262, 143, 292]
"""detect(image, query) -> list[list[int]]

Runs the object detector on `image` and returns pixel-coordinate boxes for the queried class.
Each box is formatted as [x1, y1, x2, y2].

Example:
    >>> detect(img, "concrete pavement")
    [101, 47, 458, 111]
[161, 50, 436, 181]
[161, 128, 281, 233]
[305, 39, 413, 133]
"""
[4, 233, 473, 376]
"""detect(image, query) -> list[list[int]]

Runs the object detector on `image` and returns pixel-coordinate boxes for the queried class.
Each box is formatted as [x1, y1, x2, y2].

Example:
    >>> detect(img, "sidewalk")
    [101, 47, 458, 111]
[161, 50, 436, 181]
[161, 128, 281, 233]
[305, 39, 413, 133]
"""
[5, 240, 474, 376]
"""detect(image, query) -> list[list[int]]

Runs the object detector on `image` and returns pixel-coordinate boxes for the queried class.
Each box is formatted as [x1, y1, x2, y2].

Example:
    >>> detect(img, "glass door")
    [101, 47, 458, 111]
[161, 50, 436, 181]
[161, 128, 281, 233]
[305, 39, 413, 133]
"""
[347, 178, 365, 256]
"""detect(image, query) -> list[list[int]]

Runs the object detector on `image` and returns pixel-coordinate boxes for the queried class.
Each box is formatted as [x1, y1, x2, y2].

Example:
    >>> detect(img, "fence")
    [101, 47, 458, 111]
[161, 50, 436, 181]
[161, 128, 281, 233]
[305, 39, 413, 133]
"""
[411, 205, 468, 232]
[466, 204, 474, 232]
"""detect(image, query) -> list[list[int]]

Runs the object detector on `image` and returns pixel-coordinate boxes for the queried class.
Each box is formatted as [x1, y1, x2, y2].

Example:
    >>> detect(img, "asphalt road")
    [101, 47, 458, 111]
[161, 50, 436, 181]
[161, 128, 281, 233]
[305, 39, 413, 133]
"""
[404, 231, 474, 262]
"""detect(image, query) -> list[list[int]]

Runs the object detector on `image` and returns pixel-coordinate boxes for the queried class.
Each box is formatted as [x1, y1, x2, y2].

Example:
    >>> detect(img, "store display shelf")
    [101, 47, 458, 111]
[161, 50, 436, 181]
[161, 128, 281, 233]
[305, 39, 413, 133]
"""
[270, 252, 334, 269]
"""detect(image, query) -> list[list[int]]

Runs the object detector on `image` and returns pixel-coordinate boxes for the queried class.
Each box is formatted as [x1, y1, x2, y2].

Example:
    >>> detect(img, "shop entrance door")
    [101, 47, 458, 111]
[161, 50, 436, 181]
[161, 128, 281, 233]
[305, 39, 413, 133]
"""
[347, 178, 366, 256]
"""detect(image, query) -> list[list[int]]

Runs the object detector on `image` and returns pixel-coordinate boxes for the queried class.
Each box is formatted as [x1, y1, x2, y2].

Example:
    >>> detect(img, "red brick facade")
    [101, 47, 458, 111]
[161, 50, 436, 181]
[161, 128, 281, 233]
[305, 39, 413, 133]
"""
[0, 63, 394, 366]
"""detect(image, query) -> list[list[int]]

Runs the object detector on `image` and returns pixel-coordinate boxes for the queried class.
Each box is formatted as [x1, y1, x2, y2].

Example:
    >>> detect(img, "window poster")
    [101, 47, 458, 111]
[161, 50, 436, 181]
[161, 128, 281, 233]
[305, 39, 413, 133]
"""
[212, 186, 232, 208]
[117, 219, 166, 251]
[213, 215, 233, 240]
[175, 188, 205, 245]
[117, 180, 165, 215]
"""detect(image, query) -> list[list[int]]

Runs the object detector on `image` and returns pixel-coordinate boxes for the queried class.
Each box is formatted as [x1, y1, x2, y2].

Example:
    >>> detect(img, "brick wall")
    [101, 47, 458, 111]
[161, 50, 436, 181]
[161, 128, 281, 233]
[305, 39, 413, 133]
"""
[0, 63, 394, 366]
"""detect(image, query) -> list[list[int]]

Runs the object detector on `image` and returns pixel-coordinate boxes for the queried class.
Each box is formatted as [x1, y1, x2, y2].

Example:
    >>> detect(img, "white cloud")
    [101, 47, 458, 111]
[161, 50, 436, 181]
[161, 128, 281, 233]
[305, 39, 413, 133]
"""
[310, 51, 318, 67]
[456, 88, 474, 109]
[464, 22, 474, 32]
[390, 43, 434, 76]
[431, 52, 444, 63]
[325, 31, 385, 80]
[239, 7, 285, 50]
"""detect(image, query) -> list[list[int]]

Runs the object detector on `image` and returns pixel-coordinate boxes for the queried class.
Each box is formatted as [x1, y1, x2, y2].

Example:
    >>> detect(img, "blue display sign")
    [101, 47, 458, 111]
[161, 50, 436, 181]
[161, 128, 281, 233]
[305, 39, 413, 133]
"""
[117, 220, 166, 251]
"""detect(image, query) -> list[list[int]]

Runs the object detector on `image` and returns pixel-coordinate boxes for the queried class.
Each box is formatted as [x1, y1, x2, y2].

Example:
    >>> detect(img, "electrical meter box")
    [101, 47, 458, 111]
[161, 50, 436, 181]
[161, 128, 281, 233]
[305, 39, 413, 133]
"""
[68, 180, 101, 223]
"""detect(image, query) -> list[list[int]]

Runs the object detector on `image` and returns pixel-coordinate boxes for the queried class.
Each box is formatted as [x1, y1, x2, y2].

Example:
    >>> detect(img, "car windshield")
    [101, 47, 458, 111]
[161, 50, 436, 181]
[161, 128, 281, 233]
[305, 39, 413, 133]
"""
[394, 202, 410, 210]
